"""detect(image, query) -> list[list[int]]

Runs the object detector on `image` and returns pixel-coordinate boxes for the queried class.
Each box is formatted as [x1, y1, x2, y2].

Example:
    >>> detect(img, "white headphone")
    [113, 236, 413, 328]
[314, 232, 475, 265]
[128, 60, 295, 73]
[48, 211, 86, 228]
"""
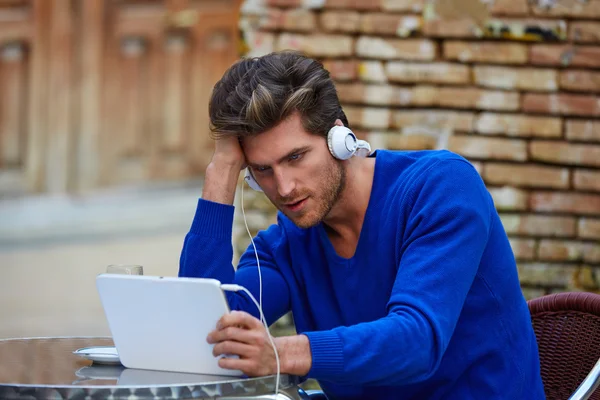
[244, 125, 371, 192]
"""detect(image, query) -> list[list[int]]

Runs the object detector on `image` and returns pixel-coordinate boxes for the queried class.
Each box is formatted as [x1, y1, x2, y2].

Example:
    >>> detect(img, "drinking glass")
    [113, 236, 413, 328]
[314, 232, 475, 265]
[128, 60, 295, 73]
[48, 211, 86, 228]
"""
[106, 264, 144, 275]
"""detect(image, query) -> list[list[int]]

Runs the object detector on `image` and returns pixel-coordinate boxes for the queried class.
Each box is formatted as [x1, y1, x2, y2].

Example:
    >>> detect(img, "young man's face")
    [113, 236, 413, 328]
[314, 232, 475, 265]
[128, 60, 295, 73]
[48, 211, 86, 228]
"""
[242, 112, 345, 228]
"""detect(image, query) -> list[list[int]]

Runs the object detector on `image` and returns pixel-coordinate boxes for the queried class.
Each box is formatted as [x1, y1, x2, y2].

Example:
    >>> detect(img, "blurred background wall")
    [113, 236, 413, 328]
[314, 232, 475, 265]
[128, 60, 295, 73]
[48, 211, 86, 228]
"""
[0, 0, 598, 339]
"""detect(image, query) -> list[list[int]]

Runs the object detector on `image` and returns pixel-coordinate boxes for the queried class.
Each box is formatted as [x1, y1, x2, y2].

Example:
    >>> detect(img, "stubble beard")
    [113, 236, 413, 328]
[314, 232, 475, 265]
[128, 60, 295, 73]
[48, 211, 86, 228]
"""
[284, 159, 346, 229]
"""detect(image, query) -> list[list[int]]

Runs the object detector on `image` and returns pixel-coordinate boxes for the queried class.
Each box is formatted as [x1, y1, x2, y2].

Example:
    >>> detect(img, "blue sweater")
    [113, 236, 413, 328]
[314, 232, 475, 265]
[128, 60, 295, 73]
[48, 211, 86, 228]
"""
[179, 149, 546, 400]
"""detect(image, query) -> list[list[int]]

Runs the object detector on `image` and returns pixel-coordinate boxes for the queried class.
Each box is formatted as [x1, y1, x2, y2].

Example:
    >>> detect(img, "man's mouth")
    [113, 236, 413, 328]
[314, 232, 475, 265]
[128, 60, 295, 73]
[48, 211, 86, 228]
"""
[283, 198, 308, 213]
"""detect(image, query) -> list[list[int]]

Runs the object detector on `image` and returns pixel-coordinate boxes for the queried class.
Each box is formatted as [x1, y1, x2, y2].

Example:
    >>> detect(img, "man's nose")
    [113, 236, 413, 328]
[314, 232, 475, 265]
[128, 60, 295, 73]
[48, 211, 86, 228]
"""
[274, 169, 295, 198]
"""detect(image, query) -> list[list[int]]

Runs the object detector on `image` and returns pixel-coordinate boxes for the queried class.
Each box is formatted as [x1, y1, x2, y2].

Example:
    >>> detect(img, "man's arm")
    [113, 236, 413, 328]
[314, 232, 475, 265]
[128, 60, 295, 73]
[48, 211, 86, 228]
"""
[179, 138, 290, 325]
[202, 157, 242, 206]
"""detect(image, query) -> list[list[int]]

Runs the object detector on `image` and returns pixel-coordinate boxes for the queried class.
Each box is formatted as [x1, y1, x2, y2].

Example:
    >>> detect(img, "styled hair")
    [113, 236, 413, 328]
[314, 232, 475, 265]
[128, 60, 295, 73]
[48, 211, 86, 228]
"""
[208, 51, 349, 139]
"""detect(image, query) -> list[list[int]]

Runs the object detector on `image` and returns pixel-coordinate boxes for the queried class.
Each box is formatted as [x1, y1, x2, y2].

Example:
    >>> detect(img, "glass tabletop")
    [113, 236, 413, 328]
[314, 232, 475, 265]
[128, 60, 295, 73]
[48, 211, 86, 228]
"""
[0, 337, 301, 399]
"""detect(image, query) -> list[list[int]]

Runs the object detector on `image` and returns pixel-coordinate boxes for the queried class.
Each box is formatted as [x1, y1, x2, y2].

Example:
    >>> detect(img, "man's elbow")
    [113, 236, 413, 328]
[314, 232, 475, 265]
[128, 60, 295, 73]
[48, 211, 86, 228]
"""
[387, 311, 444, 385]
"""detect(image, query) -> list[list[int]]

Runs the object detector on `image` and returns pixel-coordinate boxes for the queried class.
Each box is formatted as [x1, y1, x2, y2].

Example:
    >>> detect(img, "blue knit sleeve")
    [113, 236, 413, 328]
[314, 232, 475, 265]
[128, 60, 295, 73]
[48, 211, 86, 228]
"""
[179, 198, 290, 326]
[305, 159, 492, 385]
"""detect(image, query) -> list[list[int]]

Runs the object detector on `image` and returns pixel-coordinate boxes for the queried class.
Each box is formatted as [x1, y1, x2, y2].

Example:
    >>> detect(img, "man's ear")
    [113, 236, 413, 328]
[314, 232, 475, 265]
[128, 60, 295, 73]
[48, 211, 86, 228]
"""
[334, 119, 344, 127]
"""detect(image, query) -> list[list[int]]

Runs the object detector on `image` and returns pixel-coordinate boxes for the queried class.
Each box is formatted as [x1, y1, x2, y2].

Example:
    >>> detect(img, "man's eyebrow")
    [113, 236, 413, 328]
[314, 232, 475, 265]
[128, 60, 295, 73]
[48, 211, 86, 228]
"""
[249, 146, 311, 169]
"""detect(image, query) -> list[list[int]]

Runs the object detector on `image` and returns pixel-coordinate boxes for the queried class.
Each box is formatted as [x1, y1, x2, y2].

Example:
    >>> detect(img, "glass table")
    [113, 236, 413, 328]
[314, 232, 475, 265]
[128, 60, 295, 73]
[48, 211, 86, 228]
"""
[0, 337, 307, 399]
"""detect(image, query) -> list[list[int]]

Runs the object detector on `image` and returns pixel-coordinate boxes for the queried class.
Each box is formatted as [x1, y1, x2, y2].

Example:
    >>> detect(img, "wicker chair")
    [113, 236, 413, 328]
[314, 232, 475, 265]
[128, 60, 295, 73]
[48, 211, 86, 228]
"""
[528, 292, 600, 400]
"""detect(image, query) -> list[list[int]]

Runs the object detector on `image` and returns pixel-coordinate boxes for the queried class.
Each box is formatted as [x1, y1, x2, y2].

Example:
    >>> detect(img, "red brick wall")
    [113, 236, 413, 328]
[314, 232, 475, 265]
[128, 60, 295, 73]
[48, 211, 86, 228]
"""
[238, 0, 600, 298]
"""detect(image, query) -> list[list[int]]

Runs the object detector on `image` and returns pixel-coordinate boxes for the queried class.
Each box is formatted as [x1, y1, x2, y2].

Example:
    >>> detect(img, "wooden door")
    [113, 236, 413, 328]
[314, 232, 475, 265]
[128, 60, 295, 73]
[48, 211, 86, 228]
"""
[0, 0, 241, 196]
[98, 0, 242, 189]
[0, 0, 39, 196]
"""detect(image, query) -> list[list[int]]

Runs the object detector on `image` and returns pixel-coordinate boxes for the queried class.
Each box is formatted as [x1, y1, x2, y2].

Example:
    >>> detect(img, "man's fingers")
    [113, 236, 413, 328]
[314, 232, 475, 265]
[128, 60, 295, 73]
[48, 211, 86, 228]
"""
[218, 310, 263, 330]
[218, 357, 265, 376]
[207, 326, 249, 344]
[212, 340, 256, 358]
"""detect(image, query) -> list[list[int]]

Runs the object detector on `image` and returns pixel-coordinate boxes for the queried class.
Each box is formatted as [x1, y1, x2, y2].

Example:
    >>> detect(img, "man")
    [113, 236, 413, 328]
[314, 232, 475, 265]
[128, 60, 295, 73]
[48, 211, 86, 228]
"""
[179, 51, 546, 399]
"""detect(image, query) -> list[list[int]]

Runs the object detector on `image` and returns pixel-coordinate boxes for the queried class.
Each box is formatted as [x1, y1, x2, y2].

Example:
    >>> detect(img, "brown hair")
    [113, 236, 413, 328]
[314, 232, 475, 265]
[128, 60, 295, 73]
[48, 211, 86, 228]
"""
[208, 51, 349, 139]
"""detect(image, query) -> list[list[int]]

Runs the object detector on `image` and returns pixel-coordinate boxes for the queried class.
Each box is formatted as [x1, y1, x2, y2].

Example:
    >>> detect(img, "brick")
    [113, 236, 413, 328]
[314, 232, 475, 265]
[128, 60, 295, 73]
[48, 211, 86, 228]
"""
[358, 61, 387, 83]
[360, 14, 422, 37]
[530, 141, 600, 167]
[530, 192, 600, 215]
[343, 106, 391, 129]
[560, 70, 600, 93]
[280, 9, 317, 31]
[355, 37, 436, 60]
[489, 187, 529, 211]
[385, 62, 470, 84]
[530, 45, 600, 68]
[566, 120, 600, 142]
[423, 17, 477, 38]
[275, 34, 353, 57]
[366, 131, 439, 151]
[448, 135, 527, 161]
[324, 60, 358, 81]
[392, 110, 474, 132]
[444, 41, 528, 64]
[474, 66, 557, 92]
[484, 163, 569, 189]
[426, 18, 564, 39]
[570, 22, 600, 43]
[579, 218, 600, 240]
[435, 88, 520, 111]
[336, 83, 429, 106]
[509, 238, 537, 260]
[574, 266, 600, 290]
[522, 288, 546, 300]
[245, 31, 275, 57]
[475, 113, 561, 138]
[325, 0, 381, 9]
[518, 263, 578, 288]
[381, 0, 424, 12]
[523, 93, 600, 117]
[497, 19, 567, 39]
[501, 214, 576, 237]
[539, 240, 584, 261]
[574, 169, 600, 192]
[337, 83, 388, 105]
[254, 9, 282, 30]
[240, 13, 271, 31]
[490, 0, 530, 15]
[531, 0, 600, 18]
[538, 241, 600, 264]
[583, 243, 600, 264]
[410, 85, 436, 106]
[320, 11, 360, 33]
[267, 0, 301, 6]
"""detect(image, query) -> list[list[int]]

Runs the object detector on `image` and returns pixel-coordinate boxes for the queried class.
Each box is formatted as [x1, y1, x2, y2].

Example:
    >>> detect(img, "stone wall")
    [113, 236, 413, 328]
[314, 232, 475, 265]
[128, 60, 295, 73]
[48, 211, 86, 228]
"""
[235, 0, 600, 301]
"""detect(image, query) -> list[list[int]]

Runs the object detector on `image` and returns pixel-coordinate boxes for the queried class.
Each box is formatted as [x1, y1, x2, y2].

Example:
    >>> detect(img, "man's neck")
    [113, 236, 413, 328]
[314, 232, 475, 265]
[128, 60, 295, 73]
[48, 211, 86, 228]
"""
[322, 156, 376, 244]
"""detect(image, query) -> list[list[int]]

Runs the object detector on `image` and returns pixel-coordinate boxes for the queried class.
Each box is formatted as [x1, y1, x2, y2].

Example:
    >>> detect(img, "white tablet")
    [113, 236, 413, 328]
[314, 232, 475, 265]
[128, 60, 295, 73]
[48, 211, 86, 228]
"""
[96, 274, 243, 376]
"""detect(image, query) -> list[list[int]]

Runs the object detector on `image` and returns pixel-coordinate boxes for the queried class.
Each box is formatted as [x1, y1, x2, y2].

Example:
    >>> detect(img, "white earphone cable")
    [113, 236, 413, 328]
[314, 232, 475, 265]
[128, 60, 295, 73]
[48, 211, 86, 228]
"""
[230, 178, 279, 395]
[220, 283, 280, 395]
[241, 180, 264, 324]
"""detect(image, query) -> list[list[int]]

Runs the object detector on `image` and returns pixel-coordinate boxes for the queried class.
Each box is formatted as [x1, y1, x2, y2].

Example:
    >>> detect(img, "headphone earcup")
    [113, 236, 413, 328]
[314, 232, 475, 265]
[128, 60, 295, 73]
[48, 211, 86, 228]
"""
[244, 168, 263, 192]
[327, 126, 358, 160]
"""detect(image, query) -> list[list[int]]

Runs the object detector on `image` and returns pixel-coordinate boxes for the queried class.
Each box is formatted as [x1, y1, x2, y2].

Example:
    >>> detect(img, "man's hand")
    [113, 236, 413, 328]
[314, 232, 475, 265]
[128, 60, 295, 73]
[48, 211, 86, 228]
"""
[202, 136, 245, 205]
[207, 310, 278, 376]
[207, 311, 312, 377]
[212, 135, 245, 170]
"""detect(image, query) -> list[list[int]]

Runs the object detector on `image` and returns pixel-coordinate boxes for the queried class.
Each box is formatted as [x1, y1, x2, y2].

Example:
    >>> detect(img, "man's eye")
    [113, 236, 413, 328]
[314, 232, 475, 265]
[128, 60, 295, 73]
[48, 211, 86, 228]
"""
[256, 166, 270, 173]
[289, 153, 302, 161]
